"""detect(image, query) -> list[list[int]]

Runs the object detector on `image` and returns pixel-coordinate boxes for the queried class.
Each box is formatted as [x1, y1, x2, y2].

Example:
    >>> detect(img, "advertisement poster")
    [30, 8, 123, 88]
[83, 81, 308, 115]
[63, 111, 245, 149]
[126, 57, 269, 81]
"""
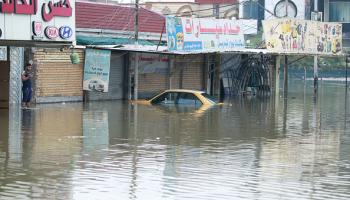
[83, 49, 111, 92]
[166, 17, 253, 52]
[263, 19, 342, 55]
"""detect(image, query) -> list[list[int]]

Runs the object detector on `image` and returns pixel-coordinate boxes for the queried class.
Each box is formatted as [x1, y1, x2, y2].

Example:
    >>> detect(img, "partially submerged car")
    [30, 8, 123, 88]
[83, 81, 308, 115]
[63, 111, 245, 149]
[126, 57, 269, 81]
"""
[134, 89, 220, 107]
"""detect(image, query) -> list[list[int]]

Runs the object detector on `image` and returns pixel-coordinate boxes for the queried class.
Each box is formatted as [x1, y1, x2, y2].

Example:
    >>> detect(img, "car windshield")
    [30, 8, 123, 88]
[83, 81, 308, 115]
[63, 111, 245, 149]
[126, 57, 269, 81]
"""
[201, 93, 218, 104]
[150, 91, 203, 106]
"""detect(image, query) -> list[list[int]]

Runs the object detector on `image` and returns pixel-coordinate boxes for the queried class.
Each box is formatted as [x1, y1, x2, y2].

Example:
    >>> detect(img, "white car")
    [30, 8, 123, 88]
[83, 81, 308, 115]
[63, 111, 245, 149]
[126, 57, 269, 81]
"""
[88, 79, 105, 92]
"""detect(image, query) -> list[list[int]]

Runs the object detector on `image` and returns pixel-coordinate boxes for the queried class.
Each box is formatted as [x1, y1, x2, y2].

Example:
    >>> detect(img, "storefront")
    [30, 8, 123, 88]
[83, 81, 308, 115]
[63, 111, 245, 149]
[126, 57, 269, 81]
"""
[129, 52, 209, 99]
[0, 0, 76, 108]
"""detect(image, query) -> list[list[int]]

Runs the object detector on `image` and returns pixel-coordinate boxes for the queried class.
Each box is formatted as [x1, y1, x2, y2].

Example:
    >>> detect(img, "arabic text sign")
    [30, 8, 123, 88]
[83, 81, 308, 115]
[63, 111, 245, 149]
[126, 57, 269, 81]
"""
[83, 49, 111, 93]
[130, 53, 169, 74]
[263, 19, 342, 55]
[166, 17, 250, 52]
[0, 0, 75, 42]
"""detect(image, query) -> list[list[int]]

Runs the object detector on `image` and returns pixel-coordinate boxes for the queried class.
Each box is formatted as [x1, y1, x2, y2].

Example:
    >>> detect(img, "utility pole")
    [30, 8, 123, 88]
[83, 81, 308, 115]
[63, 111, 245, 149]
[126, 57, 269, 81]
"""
[285, 0, 288, 17]
[283, 0, 288, 97]
[313, 0, 319, 94]
[346, 55, 349, 89]
[134, 0, 139, 100]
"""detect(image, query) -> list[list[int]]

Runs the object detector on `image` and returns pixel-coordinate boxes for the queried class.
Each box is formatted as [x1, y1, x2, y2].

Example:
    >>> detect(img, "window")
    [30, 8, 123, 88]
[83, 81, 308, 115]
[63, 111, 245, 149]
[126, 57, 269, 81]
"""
[177, 93, 202, 106]
[151, 92, 179, 105]
[243, 0, 259, 19]
[201, 93, 218, 104]
[330, 2, 350, 22]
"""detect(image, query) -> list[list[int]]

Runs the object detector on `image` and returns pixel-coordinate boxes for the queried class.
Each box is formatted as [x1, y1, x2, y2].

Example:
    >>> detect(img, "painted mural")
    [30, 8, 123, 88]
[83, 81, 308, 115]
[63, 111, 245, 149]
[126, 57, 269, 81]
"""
[263, 19, 342, 55]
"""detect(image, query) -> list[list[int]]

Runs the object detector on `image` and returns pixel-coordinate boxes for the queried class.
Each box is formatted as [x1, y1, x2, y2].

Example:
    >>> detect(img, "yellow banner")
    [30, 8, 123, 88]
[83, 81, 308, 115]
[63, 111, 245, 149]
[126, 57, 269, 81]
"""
[263, 19, 342, 55]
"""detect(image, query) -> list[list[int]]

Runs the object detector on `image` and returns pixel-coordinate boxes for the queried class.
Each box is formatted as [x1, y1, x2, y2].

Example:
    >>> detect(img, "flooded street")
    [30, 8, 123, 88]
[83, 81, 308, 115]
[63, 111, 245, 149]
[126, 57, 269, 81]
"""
[1, 80, 350, 200]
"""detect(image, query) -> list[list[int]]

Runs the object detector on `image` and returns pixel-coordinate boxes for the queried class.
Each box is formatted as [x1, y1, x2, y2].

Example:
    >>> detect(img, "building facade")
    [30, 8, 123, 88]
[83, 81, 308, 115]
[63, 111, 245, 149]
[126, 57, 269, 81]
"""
[317, 0, 350, 50]
[0, 0, 76, 108]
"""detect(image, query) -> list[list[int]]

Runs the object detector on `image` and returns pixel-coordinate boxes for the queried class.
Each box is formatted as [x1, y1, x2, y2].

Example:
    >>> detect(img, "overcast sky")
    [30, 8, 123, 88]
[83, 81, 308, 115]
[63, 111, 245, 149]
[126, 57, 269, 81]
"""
[116, 0, 195, 3]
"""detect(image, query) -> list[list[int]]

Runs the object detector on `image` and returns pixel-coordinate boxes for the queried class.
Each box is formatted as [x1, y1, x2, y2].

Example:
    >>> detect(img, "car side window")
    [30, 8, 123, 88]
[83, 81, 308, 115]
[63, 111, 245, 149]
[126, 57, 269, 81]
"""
[151, 92, 178, 105]
[177, 92, 202, 106]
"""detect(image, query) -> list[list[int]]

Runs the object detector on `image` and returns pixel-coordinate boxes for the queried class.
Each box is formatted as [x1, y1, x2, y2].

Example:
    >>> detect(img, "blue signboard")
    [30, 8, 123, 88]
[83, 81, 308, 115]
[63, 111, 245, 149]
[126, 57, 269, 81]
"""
[83, 49, 111, 92]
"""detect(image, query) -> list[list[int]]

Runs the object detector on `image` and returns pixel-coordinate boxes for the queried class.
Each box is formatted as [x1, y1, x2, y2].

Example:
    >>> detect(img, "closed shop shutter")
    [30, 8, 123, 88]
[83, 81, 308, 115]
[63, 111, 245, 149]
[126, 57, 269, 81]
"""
[87, 52, 125, 101]
[34, 48, 84, 103]
[172, 55, 204, 90]
[138, 74, 167, 98]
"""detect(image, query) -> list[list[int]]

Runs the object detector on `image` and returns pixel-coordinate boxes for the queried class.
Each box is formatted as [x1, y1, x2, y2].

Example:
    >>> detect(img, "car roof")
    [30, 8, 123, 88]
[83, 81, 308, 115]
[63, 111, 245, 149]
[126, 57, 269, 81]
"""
[162, 89, 204, 94]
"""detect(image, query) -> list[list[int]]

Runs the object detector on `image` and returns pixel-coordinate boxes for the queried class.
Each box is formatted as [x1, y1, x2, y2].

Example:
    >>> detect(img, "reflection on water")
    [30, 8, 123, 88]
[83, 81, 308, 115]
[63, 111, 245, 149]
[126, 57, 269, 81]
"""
[0, 81, 350, 200]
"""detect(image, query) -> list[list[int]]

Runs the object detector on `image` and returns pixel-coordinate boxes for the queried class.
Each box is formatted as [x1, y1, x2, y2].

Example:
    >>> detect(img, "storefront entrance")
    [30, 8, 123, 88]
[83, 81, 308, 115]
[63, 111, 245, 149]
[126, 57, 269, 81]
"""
[0, 60, 10, 108]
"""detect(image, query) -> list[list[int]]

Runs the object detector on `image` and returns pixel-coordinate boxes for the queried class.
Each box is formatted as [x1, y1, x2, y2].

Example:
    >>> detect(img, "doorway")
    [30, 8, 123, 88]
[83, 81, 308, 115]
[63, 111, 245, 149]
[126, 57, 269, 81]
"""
[0, 60, 10, 108]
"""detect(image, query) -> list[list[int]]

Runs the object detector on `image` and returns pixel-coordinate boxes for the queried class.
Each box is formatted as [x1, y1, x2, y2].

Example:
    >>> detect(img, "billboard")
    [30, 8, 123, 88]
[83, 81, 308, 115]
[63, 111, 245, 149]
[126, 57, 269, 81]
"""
[83, 49, 111, 93]
[0, 0, 75, 42]
[263, 19, 342, 55]
[166, 17, 256, 52]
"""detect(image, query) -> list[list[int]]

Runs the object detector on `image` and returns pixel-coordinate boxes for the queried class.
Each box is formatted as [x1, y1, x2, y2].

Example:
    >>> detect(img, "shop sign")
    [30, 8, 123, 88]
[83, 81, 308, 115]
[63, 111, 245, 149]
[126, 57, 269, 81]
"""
[166, 16, 254, 52]
[33, 22, 43, 36]
[130, 53, 169, 74]
[0, 0, 75, 42]
[59, 26, 73, 39]
[45, 26, 59, 39]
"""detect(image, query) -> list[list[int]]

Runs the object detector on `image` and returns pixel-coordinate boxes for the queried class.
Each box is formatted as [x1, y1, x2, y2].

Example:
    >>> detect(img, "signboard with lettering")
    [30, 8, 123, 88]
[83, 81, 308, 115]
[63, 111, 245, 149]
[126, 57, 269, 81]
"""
[130, 53, 169, 74]
[83, 49, 111, 93]
[166, 16, 256, 53]
[263, 19, 342, 55]
[0, 0, 75, 42]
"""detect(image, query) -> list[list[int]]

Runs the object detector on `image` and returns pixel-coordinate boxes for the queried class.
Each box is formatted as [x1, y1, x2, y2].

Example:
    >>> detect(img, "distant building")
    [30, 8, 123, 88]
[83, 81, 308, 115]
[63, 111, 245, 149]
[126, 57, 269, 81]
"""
[316, 0, 350, 50]
[239, 0, 309, 29]
[143, 0, 239, 19]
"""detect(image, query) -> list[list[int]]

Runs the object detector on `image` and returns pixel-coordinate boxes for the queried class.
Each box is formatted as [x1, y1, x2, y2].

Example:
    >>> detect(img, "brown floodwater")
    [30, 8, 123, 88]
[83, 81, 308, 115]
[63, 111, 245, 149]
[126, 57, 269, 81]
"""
[0, 80, 350, 200]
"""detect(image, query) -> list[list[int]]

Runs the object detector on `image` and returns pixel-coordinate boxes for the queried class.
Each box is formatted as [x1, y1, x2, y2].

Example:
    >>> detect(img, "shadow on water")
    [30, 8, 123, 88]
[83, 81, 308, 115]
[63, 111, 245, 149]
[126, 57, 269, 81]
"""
[0, 81, 350, 200]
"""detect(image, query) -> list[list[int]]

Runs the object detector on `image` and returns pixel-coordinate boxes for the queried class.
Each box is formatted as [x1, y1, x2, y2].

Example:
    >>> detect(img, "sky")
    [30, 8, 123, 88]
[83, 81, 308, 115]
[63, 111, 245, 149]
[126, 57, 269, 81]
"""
[116, 0, 195, 3]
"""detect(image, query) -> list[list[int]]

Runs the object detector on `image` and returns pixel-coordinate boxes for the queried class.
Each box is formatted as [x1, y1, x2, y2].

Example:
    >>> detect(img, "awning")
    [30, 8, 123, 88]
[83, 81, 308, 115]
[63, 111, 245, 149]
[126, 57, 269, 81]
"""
[76, 35, 157, 46]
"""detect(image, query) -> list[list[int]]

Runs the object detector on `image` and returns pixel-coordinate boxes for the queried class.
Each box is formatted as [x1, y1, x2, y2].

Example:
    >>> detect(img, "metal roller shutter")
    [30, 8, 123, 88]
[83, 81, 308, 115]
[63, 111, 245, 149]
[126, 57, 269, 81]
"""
[34, 48, 84, 103]
[172, 55, 204, 90]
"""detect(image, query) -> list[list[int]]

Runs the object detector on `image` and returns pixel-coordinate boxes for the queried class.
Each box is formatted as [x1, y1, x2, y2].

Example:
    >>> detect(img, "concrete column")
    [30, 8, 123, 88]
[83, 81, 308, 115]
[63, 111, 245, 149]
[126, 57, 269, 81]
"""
[314, 55, 318, 93]
[275, 56, 281, 97]
[283, 55, 288, 97]
[9, 47, 24, 105]
[324, 0, 329, 22]
[168, 56, 174, 90]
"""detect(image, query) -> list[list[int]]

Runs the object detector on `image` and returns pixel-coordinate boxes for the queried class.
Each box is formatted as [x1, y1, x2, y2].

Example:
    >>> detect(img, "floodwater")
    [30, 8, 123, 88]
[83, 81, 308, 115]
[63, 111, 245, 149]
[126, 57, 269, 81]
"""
[0, 80, 350, 200]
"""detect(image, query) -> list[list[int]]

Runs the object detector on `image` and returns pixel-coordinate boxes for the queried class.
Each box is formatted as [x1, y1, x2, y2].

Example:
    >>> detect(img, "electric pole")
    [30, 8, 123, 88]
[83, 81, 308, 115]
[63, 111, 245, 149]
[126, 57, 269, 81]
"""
[284, 0, 289, 98]
[313, 0, 319, 94]
[285, 0, 288, 17]
[134, 0, 139, 100]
